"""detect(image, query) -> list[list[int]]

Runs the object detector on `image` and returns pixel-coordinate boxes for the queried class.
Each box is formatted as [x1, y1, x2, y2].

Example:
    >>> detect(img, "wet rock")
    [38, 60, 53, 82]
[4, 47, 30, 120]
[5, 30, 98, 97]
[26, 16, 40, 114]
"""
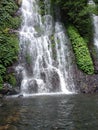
[0, 94, 4, 107]
[94, 69, 98, 74]
[15, 65, 23, 90]
[16, 0, 22, 6]
[0, 124, 9, 130]
[0, 83, 19, 96]
[6, 89, 19, 96]
[50, 69, 60, 92]
[0, 103, 3, 107]
[18, 94, 23, 98]
[41, 71, 46, 83]
[28, 79, 38, 93]
[7, 125, 17, 130]
[51, 126, 64, 130]
[7, 66, 15, 74]
[72, 63, 98, 94]
[0, 124, 17, 130]
[41, 68, 61, 92]
[0, 94, 3, 98]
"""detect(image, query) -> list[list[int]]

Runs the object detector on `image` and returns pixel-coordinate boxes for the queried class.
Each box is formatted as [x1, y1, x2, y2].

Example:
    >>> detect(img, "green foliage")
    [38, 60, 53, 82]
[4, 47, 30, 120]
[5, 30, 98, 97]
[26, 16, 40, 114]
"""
[68, 26, 94, 74]
[5, 73, 16, 86]
[50, 35, 57, 60]
[0, 65, 6, 75]
[0, 0, 21, 30]
[54, 0, 93, 42]
[0, 34, 19, 67]
[94, 0, 98, 15]
[25, 53, 32, 65]
[88, 4, 98, 15]
[0, 76, 3, 89]
[39, 0, 45, 16]
[53, 0, 96, 74]
[93, 0, 98, 4]
[0, 0, 20, 88]
[0, 64, 6, 89]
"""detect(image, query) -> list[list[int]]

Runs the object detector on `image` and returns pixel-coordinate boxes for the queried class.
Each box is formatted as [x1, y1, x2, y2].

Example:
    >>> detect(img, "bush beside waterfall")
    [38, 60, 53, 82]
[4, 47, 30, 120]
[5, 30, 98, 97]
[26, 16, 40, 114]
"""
[68, 26, 94, 74]
[0, 0, 21, 88]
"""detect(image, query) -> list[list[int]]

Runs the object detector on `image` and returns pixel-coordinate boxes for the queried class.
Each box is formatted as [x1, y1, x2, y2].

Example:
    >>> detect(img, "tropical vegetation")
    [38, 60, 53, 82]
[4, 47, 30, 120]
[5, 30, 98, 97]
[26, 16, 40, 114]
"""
[0, 0, 98, 89]
[54, 0, 98, 74]
[0, 0, 21, 89]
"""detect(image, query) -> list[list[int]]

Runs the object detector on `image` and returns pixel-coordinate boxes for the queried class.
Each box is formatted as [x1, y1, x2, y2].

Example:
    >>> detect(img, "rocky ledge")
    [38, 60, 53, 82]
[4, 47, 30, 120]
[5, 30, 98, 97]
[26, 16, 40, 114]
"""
[73, 65, 98, 94]
[0, 83, 19, 96]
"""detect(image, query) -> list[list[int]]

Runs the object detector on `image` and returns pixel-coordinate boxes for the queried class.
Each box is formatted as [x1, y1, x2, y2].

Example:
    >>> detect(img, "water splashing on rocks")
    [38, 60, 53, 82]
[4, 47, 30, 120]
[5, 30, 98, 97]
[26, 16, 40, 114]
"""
[16, 0, 75, 95]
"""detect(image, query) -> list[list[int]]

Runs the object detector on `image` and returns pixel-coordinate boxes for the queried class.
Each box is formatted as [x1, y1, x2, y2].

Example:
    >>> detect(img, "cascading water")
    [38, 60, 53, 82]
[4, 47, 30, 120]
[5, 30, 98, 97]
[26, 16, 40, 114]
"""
[16, 0, 75, 96]
[89, 0, 98, 47]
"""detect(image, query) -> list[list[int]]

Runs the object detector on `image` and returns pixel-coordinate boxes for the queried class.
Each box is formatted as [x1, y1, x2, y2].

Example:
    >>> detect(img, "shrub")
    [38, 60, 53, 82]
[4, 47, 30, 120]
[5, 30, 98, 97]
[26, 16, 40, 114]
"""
[67, 26, 94, 74]
[54, 0, 93, 42]
[0, 0, 20, 87]
[0, 76, 3, 89]
[5, 73, 16, 86]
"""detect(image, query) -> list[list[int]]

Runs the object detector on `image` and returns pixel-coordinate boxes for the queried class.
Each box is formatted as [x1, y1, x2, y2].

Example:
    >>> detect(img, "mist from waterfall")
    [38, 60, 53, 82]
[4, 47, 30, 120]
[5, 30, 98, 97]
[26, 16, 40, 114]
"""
[16, 0, 75, 96]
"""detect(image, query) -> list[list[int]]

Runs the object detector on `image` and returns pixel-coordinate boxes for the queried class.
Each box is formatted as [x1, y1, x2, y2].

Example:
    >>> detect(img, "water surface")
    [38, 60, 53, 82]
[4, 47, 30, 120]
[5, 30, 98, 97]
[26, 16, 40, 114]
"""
[0, 94, 98, 130]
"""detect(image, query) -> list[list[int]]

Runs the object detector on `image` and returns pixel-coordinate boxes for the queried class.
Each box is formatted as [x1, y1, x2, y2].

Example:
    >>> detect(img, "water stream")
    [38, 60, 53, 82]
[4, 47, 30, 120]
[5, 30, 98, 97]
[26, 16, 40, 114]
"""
[89, 0, 98, 47]
[93, 14, 98, 47]
[16, 0, 75, 95]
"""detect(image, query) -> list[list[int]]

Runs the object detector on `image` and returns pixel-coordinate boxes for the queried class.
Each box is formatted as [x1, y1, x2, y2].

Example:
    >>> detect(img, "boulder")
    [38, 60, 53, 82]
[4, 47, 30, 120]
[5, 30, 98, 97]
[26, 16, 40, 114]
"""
[28, 79, 38, 93]
[50, 69, 60, 92]
[0, 83, 19, 96]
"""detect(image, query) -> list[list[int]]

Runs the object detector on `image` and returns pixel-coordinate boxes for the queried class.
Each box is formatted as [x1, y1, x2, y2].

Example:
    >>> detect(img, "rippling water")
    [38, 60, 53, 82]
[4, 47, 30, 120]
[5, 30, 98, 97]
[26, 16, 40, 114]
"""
[0, 94, 98, 130]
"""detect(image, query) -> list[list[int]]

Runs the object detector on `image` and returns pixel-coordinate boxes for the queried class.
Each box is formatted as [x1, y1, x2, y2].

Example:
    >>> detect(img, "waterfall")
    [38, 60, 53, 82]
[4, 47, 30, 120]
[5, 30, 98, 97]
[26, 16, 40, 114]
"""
[16, 0, 75, 95]
[93, 14, 98, 47]
[89, 0, 98, 47]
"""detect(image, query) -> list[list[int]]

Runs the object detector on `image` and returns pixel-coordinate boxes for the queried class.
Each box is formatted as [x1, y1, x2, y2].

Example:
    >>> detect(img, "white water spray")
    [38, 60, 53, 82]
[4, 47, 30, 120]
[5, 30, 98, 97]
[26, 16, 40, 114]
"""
[16, 0, 75, 95]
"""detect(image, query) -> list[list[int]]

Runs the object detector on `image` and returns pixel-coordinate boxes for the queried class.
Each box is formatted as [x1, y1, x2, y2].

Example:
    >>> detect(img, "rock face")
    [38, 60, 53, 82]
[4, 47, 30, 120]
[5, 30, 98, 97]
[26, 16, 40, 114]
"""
[0, 83, 19, 96]
[16, 0, 22, 6]
[0, 124, 17, 130]
[50, 69, 60, 92]
[27, 79, 38, 93]
[41, 68, 61, 92]
[73, 64, 98, 94]
[73, 43, 98, 94]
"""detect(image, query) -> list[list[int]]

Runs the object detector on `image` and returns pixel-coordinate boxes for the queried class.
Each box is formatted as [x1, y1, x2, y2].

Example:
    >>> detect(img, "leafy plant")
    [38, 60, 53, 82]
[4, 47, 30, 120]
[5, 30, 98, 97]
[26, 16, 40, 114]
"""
[5, 73, 16, 86]
[0, 76, 3, 89]
[54, 0, 93, 42]
[0, 0, 20, 88]
[39, 0, 45, 16]
[67, 26, 94, 74]
[0, 64, 6, 75]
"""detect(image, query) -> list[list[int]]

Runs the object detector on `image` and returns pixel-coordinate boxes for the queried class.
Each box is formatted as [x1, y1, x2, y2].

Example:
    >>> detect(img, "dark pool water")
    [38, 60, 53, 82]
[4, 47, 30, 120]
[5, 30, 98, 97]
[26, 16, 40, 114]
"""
[0, 94, 98, 130]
